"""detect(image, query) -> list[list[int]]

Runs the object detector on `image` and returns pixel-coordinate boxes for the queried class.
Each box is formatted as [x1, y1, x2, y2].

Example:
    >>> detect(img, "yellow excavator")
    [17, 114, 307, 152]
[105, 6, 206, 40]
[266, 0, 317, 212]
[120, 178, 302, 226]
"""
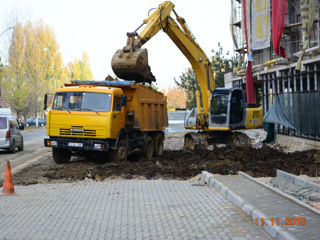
[111, 1, 263, 151]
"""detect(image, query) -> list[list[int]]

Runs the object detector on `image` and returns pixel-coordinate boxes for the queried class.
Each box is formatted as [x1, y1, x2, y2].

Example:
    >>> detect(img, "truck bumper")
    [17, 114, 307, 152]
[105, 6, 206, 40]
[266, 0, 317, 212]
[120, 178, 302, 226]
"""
[44, 137, 112, 152]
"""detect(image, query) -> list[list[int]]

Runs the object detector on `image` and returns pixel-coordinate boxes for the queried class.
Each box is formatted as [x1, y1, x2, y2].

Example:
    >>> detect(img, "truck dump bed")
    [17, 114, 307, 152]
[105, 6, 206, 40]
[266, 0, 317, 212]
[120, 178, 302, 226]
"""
[68, 81, 168, 131]
[122, 83, 168, 131]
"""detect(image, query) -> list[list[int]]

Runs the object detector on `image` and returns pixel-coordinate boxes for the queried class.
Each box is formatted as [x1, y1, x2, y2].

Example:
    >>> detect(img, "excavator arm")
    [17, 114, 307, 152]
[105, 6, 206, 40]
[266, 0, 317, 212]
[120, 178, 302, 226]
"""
[112, 1, 214, 129]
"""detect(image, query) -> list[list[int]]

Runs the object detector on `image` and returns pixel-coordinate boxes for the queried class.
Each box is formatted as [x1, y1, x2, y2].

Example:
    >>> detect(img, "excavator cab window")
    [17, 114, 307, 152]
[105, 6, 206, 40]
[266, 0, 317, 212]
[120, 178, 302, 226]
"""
[210, 94, 228, 124]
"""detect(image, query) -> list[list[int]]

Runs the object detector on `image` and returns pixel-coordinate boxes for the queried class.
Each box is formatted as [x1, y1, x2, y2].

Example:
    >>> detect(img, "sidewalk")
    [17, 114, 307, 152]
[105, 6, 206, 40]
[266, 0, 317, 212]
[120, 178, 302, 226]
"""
[208, 173, 320, 240]
[0, 180, 270, 239]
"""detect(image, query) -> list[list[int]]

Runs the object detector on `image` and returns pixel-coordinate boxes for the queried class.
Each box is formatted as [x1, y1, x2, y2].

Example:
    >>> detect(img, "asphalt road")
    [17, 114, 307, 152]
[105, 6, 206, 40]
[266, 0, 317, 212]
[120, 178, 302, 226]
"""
[0, 127, 50, 179]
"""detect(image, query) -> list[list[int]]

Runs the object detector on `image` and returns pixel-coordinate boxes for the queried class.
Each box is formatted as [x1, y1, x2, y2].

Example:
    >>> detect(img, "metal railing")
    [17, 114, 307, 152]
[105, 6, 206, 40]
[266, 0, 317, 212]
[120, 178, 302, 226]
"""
[262, 61, 320, 140]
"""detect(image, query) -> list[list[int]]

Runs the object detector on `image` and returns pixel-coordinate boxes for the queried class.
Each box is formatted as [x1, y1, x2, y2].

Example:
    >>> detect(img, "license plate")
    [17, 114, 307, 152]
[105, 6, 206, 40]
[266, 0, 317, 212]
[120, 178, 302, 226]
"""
[250, 119, 260, 125]
[68, 142, 83, 147]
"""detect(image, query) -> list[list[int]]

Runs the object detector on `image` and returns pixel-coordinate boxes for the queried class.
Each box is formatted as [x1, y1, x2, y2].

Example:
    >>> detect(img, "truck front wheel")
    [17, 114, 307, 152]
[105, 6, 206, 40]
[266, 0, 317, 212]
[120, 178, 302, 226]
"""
[52, 148, 71, 164]
[109, 138, 128, 162]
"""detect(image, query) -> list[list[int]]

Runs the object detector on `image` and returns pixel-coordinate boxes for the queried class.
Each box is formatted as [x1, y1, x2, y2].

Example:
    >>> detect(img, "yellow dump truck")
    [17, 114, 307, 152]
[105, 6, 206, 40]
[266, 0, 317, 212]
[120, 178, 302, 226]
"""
[44, 80, 168, 163]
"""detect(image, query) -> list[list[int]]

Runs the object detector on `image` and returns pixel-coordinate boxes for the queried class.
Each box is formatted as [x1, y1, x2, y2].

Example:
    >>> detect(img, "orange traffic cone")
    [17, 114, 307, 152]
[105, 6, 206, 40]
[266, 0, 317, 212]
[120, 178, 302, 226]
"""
[2, 161, 15, 195]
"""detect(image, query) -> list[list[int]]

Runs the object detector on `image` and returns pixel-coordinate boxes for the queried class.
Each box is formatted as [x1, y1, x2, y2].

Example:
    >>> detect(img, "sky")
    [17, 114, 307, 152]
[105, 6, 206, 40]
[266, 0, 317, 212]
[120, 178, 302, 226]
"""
[0, 0, 234, 90]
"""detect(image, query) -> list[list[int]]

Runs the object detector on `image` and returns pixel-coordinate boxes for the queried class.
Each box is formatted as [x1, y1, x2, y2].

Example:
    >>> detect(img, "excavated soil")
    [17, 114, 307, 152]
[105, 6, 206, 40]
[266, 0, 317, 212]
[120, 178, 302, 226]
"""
[11, 144, 320, 186]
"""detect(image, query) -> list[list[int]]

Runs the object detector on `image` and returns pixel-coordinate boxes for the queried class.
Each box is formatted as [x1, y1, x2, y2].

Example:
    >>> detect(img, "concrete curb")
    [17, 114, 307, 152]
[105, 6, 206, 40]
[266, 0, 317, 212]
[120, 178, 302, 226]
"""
[276, 169, 320, 192]
[201, 171, 296, 240]
[239, 171, 320, 216]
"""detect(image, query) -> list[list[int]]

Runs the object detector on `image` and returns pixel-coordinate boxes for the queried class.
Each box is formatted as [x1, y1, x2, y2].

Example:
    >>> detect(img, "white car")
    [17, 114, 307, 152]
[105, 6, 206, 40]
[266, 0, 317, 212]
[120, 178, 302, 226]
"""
[0, 109, 24, 152]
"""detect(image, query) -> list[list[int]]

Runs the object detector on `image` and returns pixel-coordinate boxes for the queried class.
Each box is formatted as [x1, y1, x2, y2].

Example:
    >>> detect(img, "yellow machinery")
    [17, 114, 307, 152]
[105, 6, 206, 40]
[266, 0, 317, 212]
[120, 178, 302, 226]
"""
[111, 1, 263, 150]
[44, 80, 168, 163]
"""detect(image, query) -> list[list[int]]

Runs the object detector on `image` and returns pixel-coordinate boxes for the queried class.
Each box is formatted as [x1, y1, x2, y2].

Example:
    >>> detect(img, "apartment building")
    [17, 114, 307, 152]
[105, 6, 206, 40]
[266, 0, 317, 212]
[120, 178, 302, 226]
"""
[226, 0, 320, 148]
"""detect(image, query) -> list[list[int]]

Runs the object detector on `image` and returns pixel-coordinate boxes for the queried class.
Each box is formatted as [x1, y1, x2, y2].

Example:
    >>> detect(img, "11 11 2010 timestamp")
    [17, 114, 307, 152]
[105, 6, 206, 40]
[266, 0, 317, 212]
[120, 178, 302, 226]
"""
[255, 217, 306, 227]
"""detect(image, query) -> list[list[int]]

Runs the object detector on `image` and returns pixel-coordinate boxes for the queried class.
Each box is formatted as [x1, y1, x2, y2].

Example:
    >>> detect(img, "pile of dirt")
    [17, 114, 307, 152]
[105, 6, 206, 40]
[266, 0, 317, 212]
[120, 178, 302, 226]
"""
[11, 145, 320, 185]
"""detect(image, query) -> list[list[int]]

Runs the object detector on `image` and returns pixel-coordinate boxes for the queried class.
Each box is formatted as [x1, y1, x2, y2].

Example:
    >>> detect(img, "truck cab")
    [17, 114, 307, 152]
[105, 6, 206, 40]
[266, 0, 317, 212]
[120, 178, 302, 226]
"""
[47, 86, 125, 139]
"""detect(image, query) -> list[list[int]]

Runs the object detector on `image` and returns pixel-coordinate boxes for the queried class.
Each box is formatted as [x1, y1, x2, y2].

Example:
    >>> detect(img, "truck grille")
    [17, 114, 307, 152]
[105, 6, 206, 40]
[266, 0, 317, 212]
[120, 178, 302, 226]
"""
[59, 128, 96, 137]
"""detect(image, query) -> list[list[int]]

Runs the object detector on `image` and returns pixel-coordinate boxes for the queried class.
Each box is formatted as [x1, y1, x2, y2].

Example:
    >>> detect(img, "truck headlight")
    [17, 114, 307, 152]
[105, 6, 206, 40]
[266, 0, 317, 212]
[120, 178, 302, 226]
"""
[50, 141, 58, 146]
[94, 143, 102, 149]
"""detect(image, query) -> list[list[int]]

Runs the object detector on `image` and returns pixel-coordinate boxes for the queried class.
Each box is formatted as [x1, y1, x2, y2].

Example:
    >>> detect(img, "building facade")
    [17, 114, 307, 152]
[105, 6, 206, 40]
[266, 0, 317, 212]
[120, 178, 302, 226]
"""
[227, 0, 320, 146]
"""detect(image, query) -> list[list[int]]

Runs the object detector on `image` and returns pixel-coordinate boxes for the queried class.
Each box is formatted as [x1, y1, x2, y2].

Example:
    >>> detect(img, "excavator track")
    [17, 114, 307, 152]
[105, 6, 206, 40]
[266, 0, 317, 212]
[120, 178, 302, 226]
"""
[184, 132, 209, 152]
[184, 131, 252, 152]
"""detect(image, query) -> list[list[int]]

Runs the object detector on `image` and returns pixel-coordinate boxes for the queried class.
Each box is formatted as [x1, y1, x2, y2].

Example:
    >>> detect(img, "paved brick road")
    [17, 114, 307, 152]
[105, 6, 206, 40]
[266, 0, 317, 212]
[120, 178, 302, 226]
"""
[215, 174, 320, 240]
[0, 180, 270, 239]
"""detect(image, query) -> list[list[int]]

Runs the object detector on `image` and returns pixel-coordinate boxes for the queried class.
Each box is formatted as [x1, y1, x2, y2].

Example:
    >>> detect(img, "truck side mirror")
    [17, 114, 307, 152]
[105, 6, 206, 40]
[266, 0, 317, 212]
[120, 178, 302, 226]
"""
[44, 93, 54, 110]
[120, 95, 127, 106]
[44, 94, 47, 110]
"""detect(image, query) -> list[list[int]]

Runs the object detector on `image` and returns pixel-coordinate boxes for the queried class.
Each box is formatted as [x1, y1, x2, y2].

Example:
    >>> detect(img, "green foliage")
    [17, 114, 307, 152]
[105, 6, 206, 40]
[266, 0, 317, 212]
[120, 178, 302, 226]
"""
[0, 56, 3, 72]
[175, 43, 239, 109]
[211, 42, 239, 88]
[174, 68, 197, 109]
[68, 52, 93, 80]
[1, 19, 94, 119]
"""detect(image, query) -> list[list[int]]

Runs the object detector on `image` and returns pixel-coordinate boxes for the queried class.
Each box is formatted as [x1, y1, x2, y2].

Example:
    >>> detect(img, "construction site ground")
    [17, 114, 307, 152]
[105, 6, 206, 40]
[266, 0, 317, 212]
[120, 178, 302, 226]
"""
[6, 132, 319, 186]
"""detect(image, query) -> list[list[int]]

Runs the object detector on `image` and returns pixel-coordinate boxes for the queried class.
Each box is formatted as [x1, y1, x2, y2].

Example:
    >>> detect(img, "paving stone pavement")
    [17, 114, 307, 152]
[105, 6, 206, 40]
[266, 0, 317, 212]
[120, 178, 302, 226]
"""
[215, 175, 320, 240]
[0, 180, 270, 240]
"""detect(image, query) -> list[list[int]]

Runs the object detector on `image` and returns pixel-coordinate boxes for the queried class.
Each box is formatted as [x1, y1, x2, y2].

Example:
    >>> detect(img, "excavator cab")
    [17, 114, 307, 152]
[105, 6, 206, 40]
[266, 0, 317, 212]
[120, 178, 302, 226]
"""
[210, 88, 246, 129]
[208, 88, 263, 131]
[185, 89, 247, 131]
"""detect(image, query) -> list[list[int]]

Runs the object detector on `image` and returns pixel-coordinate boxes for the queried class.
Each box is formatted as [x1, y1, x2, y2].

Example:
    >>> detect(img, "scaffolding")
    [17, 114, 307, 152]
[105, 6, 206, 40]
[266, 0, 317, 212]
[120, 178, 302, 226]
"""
[228, 0, 320, 141]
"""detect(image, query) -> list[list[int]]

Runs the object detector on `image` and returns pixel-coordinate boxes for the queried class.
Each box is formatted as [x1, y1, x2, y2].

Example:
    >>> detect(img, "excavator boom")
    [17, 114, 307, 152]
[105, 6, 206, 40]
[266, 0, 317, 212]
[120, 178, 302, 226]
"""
[111, 1, 214, 128]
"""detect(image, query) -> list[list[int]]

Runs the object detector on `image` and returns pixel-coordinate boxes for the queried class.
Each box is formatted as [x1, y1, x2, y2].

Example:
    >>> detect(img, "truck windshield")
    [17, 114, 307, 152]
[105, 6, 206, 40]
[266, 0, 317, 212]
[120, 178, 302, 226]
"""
[52, 92, 112, 112]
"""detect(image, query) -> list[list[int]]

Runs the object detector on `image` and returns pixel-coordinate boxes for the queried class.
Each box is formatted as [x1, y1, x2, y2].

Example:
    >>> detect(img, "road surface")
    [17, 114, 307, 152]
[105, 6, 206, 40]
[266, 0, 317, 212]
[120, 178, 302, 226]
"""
[0, 128, 49, 178]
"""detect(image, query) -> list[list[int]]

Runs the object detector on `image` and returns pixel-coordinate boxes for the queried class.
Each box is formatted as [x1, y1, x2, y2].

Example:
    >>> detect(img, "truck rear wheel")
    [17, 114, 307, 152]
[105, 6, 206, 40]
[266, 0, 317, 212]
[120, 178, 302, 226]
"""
[153, 134, 164, 157]
[109, 138, 128, 162]
[144, 135, 154, 160]
[52, 148, 71, 164]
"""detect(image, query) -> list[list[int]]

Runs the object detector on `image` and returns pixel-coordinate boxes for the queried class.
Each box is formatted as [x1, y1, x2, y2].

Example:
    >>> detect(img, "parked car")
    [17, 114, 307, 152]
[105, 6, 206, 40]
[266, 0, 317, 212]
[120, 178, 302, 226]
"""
[27, 117, 46, 127]
[0, 108, 24, 152]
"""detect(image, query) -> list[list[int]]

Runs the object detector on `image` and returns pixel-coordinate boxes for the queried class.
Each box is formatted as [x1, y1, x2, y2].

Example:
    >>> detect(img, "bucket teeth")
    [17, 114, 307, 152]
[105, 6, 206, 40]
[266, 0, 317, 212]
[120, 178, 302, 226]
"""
[111, 48, 156, 83]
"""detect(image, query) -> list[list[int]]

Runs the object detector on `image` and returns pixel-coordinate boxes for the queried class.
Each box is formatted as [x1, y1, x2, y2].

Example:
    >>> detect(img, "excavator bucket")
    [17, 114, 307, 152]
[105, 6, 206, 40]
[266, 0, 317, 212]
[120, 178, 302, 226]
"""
[111, 48, 156, 83]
